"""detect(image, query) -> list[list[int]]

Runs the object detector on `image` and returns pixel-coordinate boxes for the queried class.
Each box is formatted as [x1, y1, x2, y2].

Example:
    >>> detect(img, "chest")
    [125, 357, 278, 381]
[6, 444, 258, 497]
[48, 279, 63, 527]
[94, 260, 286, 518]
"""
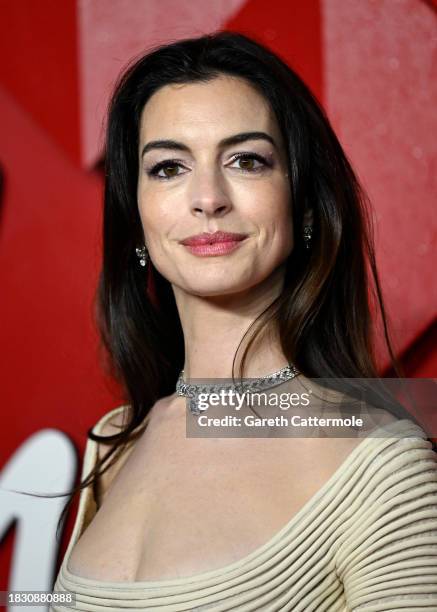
[67, 411, 351, 582]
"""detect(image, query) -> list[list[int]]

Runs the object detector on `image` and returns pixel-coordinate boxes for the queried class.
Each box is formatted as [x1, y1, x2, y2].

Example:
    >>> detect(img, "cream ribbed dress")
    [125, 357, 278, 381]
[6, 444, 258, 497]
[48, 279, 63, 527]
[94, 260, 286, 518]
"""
[51, 406, 437, 611]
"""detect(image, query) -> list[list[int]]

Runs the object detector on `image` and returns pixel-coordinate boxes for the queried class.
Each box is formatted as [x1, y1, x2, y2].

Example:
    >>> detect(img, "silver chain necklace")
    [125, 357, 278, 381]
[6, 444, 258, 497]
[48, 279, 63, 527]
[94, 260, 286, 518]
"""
[176, 363, 300, 415]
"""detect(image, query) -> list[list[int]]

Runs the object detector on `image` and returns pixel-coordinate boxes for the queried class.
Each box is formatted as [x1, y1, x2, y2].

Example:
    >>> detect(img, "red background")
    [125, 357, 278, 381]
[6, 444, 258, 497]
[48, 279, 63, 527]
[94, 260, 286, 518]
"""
[1, 0, 436, 593]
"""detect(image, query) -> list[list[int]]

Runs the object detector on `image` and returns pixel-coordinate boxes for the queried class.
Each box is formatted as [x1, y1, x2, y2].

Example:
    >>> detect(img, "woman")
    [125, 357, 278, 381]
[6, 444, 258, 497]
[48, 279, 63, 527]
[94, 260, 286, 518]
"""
[52, 32, 437, 610]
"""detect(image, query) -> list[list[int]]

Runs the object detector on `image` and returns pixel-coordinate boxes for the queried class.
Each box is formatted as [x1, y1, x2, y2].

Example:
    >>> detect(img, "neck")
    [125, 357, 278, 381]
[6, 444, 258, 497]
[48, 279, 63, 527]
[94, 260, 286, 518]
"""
[172, 263, 289, 380]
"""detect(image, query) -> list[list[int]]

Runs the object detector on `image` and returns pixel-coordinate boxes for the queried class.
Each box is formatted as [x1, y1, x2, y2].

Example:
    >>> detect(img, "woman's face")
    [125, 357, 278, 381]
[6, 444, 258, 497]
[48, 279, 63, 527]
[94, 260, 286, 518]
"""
[137, 74, 293, 297]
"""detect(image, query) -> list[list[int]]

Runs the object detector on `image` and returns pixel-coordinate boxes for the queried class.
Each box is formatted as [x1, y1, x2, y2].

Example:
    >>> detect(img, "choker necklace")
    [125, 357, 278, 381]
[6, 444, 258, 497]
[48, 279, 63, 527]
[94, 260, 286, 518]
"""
[176, 363, 300, 415]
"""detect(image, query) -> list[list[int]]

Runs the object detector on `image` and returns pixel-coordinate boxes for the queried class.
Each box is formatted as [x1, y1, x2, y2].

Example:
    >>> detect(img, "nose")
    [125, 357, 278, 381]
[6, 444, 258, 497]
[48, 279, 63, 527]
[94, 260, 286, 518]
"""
[189, 167, 233, 218]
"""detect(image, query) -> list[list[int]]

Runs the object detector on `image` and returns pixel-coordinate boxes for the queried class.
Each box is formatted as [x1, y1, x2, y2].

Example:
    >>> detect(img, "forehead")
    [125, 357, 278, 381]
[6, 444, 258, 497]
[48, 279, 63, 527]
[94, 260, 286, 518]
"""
[138, 75, 279, 144]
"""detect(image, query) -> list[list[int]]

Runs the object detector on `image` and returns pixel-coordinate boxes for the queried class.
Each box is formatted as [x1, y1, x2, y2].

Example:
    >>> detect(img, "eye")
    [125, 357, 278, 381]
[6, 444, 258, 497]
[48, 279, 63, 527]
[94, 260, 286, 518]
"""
[147, 160, 188, 180]
[146, 152, 271, 180]
[228, 152, 270, 173]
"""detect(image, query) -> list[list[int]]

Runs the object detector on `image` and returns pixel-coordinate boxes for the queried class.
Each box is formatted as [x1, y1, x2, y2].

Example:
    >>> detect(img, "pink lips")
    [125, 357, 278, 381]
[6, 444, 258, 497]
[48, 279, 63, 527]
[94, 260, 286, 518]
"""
[179, 231, 248, 257]
[180, 231, 248, 246]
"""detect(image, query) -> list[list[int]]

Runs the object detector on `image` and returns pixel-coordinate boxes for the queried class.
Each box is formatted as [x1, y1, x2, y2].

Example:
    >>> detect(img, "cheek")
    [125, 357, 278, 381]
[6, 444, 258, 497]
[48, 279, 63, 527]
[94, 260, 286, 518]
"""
[263, 198, 293, 257]
[249, 183, 293, 234]
[137, 190, 181, 256]
[271, 181, 293, 230]
[137, 187, 166, 235]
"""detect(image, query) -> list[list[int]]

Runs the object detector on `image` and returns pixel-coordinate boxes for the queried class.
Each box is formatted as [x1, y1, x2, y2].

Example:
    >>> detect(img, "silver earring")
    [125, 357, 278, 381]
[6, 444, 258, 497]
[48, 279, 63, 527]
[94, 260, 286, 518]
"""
[303, 225, 313, 249]
[135, 245, 149, 267]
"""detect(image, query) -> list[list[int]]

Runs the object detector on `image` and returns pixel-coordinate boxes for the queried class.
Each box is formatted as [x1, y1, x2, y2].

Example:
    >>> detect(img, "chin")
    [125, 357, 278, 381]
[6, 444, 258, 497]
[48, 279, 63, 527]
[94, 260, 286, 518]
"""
[179, 274, 269, 298]
[163, 260, 283, 297]
[189, 286, 246, 298]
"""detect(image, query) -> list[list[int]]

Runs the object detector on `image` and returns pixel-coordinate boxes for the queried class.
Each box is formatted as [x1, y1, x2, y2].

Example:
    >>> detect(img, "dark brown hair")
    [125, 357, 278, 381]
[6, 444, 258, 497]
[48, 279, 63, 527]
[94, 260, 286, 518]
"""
[21, 31, 431, 538]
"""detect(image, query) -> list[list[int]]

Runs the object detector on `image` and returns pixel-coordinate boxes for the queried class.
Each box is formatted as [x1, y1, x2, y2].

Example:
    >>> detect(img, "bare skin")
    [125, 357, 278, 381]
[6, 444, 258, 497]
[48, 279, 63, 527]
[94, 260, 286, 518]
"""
[68, 393, 398, 582]
[67, 75, 398, 582]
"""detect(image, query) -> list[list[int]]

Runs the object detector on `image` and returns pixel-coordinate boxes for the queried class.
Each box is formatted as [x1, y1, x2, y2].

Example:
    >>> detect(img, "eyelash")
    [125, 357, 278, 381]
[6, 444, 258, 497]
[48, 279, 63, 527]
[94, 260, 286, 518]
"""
[146, 152, 271, 180]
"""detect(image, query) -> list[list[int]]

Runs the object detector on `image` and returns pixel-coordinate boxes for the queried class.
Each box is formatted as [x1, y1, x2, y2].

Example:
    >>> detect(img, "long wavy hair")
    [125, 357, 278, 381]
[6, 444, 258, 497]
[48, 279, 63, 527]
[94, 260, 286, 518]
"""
[46, 31, 433, 535]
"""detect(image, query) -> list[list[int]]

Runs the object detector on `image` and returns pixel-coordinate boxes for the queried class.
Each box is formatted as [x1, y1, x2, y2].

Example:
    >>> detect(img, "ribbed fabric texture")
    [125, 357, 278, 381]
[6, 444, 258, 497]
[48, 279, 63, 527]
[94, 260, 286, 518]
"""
[51, 407, 437, 611]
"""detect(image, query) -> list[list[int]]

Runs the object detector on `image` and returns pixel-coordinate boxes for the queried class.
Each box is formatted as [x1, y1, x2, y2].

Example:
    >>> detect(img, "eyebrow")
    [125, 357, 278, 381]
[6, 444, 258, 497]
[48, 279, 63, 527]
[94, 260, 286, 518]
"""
[141, 131, 276, 158]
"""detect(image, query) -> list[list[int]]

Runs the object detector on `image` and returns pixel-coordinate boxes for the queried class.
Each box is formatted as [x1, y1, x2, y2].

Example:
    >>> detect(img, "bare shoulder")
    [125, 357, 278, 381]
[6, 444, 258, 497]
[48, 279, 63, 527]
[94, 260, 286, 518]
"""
[95, 405, 128, 437]
[290, 377, 402, 472]
[310, 377, 400, 427]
